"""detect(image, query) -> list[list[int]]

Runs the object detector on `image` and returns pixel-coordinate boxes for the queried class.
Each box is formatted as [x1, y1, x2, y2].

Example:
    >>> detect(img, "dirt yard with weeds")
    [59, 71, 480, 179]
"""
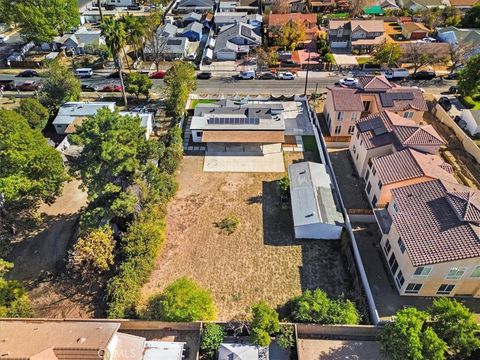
[141, 155, 355, 321]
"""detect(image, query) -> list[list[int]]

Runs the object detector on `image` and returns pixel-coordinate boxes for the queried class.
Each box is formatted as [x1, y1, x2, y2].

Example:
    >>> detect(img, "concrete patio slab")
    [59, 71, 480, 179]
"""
[298, 339, 384, 360]
[203, 152, 285, 172]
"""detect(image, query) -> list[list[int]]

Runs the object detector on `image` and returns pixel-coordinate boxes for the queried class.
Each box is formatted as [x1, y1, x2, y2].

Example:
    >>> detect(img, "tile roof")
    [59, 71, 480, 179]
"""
[268, 13, 317, 27]
[449, 0, 479, 5]
[357, 75, 393, 90]
[391, 179, 480, 266]
[350, 19, 385, 33]
[393, 124, 444, 146]
[328, 87, 364, 111]
[402, 22, 430, 32]
[372, 148, 455, 185]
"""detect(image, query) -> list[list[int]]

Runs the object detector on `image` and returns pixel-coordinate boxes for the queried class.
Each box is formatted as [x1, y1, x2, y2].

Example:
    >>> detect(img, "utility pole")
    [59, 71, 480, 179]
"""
[303, 50, 311, 97]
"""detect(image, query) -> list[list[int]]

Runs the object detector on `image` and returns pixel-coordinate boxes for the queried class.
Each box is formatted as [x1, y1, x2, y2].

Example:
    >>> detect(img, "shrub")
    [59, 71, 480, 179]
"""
[17, 98, 49, 130]
[144, 277, 216, 321]
[460, 96, 476, 109]
[200, 323, 225, 359]
[278, 176, 290, 193]
[216, 215, 240, 235]
[250, 301, 280, 347]
[0, 259, 32, 318]
[290, 289, 360, 324]
[277, 324, 295, 350]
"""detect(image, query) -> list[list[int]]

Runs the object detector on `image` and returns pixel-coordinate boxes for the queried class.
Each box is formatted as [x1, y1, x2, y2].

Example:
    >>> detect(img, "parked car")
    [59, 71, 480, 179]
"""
[197, 71, 212, 80]
[448, 86, 458, 94]
[104, 4, 115, 10]
[75, 68, 93, 78]
[149, 71, 166, 79]
[277, 71, 295, 80]
[17, 81, 42, 91]
[107, 71, 127, 79]
[127, 4, 141, 10]
[338, 77, 358, 87]
[16, 70, 38, 77]
[384, 68, 409, 80]
[0, 79, 16, 90]
[81, 84, 98, 92]
[281, 59, 299, 67]
[412, 70, 436, 80]
[0, 34, 9, 43]
[438, 96, 452, 111]
[258, 72, 276, 80]
[238, 70, 255, 80]
[100, 84, 122, 92]
[422, 37, 437, 43]
[445, 73, 458, 80]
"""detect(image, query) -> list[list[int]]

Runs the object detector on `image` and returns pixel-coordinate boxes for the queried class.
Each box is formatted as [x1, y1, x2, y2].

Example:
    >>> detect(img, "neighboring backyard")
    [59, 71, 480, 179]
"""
[141, 155, 356, 321]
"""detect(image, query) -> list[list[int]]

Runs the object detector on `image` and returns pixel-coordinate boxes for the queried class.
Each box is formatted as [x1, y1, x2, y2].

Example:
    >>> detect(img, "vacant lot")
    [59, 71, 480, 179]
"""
[141, 155, 354, 320]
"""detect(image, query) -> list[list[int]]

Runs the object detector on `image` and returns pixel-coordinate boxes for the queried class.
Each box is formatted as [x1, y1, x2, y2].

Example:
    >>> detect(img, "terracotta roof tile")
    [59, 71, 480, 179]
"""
[391, 179, 480, 266]
[268, 13, 317, 27]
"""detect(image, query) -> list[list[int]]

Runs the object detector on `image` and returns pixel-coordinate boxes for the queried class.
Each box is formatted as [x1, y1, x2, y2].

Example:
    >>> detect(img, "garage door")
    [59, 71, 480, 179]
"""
[331, 41, 348, 48]
[216, 51, 236, 60]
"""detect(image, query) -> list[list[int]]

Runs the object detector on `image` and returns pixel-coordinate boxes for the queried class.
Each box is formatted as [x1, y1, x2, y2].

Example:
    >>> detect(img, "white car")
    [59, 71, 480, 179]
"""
[238, 70, 255, 80]
[422, 37, 437, 43]
[277, 71, 295, 80]
[338, 77, 358, 87]
[0, 34, 9, 44]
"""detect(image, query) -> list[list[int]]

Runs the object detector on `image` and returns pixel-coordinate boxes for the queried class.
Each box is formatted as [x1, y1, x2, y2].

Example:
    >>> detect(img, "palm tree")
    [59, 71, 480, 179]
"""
[101, 17, 128, 107]
[122, 15, 146, 64]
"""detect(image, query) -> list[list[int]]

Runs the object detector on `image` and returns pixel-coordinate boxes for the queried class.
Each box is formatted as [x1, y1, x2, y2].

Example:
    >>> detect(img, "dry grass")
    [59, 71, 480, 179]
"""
[141, 155, 354, 321]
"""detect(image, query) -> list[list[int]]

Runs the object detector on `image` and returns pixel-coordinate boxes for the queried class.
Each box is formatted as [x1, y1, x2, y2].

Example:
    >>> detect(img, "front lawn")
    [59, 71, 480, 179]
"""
[323, 13, 349, 19]
[459, 95, 480, 110]
[190, 99, 217, 109]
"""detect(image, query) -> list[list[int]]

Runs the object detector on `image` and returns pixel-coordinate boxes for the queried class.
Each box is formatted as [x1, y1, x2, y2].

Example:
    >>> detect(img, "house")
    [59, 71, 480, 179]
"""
[52, 102, 154, 139]
[288, 161, 344, 240]
[268, 13, 318, 41]
[214, 12, 262, 28]
[181, 21, 204, 41]
[182, 11, 203, 24]
[0, 320, 187, 360]
[163, 37, 191, 59]
[437, 26, 480, 56]
[349, 110, 445, 178]
[218, 0, 259, 13]
[309, 0, 336, 12]
[190, 100, 285, 154]
[402, 0, 450, 11]
[158, 23, 179, 38]
[380, 0, 400, 10]
[324, 76, 428, 137]
[52, 27, 105, 54]
[377, 179, 480, 297]
[328, 20, 385, 53]
[461, 109, 480, 135]
[401, 22, 430, 40]
[290, 0, 309, 12]
[105, 0, 135, 6]
[218, 343, 259, 360]
[213, 22, 261, 60]
[175, 0, 216, 13]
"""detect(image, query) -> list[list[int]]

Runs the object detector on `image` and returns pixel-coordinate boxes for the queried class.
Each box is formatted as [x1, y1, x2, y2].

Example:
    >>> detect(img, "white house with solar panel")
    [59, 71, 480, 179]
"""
[288, 162, 344, 240]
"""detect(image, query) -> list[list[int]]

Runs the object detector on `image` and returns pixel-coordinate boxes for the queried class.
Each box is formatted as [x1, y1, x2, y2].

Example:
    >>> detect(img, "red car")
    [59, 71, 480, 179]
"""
[149, 71, 166, 79]
[101, 84, 123, 92]
[17, 81, 42, 91]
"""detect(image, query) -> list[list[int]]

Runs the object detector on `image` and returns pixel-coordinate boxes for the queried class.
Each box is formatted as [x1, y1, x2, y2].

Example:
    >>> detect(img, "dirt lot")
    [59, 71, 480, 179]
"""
[141, 155, 355, 321]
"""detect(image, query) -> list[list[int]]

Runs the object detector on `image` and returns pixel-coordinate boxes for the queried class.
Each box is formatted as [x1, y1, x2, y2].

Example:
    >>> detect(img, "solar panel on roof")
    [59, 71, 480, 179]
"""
[380, 92, 415, 107]
[167, 39, 182, 45]
[240, 26, 252, 39]
[207, 117, 260, 125]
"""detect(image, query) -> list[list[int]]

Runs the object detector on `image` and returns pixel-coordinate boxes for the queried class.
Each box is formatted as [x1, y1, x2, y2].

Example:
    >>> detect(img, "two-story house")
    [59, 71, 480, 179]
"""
[378, 179, 480, 297]
[324, 76, 428, 137]
[213, 22, 261, 60]
[328, 20, 385, 53]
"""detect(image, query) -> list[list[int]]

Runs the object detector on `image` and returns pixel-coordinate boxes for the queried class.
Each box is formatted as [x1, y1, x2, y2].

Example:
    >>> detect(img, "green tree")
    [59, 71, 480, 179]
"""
[462, 4, 480, 28]
[101, 17, 128, 107]
[372, 41, 401, 67]
[39, 60, 81, 111]
[124, 72, 153, 100]
[0, 110, 66, 212]
[164, 62, 197, 118]
[69, 226, 115, 278]
[70, 109, 161, 225]
[273, 20, 306, 51]
[458, 54, 480, 96]
[379, 308, 446, 360]
[290, 289, 360, 324]
[430, 298, 480, 359]
[0, 259, 32, 318]
[200, 323, 225, 359]
[120, 15, 146, 60]
[144, 277, 216, 321]
[250, 301, 280, 347]
[0, 0, 79, 43]
[16, 98, 49, 131]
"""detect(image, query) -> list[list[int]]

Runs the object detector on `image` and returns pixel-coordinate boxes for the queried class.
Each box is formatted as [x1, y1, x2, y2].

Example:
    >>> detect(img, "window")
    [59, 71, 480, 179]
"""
[388, 253, 399, 275]
[335, 126, 342, 135]
[404, 111, 414, 119]
[363, 101, 371, 111]
[348, 125, 355, 134]
[405, 283, 422, 294]
[372, 195, 377, 207]
[351, 112, 358, 121]
[366, 182, 372, 194]
[437, 284, 455, 295]
[352, 145, 356, 154]
[393, 202, 399, 212]
[196, 131, 203, 137]
[365, 170, 370, 181]
[372, 166, 377, 176]
[356, 153, 359, 160]
[396, 270, 405, 288]
[383, 239, 392, 256]
[413, 266, 432, 278]
[378, 180, 382, 190]
[398, 238, 406, 254]
[470, 266, 480, 278]
[337, 112, 344, 121]
[356, 131, 360, 139]
[446, 267, 466, 280]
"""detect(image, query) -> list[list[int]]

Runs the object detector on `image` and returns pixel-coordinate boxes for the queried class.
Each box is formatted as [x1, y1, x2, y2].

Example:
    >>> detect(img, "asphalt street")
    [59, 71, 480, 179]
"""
[0, 73, 456, 96]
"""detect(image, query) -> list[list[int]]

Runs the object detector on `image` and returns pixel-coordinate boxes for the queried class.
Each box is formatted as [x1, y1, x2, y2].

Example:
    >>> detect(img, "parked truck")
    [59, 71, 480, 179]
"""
[384, 68, 409, 80]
